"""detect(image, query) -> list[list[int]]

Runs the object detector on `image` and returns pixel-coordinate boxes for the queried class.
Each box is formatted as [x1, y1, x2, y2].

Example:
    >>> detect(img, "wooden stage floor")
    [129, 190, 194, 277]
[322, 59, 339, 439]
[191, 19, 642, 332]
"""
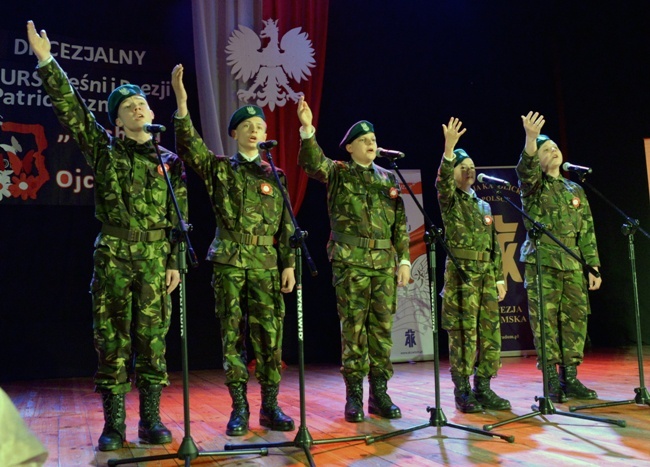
[4, 346, 650, 466]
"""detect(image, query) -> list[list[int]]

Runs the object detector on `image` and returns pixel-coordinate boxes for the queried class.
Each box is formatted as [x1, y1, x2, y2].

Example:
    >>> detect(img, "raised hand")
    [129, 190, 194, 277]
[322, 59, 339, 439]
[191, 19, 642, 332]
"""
[521, 111, 545, 138]
[26, 20, 51, 63]
[521, 111, 546, 154]
[297, 96, 313, 128]
[171, 64, 188, 118]
[442, 117, 467, 158]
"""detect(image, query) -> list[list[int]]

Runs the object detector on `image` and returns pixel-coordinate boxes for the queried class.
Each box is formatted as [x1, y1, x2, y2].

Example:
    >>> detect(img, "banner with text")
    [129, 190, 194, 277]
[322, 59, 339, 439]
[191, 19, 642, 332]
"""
[391, 169, 435, 362]
[475, 166, 535, 356]
[0, 29, 176, 205]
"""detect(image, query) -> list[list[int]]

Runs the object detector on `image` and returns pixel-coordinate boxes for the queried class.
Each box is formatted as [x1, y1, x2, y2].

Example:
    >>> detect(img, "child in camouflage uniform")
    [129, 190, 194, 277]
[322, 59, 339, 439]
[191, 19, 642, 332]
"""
[517, 111, 602, 402]
[437, 117, 510, 413]
[27, 21, 187, 451]
[171, 64, 296, 436]
[296, 97, 411, 423]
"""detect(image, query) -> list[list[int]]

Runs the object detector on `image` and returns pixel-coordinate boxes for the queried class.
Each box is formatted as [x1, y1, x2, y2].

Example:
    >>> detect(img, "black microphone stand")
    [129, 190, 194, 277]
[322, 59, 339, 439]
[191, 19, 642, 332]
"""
[566, 173, 650, 412]
[482, 185, 625, 432]
[224, 145, 368, 466]
[109, 133, 268, 466]
[365, 156, 515, 445]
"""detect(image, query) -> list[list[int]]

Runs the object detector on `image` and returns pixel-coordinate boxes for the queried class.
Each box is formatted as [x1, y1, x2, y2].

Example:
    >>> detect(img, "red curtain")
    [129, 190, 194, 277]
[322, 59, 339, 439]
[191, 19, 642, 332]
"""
[261, 0, 329, 213]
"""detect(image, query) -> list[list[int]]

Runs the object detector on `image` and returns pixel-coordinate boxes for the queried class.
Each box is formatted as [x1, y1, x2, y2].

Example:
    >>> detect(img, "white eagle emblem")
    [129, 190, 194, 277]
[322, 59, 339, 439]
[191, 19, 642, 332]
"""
[226, 19, 315, 111]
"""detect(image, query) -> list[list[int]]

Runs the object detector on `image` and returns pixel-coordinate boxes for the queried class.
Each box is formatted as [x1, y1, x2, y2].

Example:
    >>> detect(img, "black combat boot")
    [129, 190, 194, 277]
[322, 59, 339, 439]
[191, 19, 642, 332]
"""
[544, 364, 568, 403]
[138, 385, 172, 444]
[259, 384, 295, 431]
[343, 377, 364, 422]
[559, 365, 598, 399]
[451, 373, 483, 413]
[473, 375, 511, 410]
[368, 374, 401, 419]
[226, 383, 250, 436]
[98, 392, 126, 451]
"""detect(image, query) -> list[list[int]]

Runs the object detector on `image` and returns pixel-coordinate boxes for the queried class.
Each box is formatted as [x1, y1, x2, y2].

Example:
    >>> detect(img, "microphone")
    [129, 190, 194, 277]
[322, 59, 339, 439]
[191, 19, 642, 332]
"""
[257, 140, 278, 150]
[562, 162, 592, 174]
[143, 123, 166, 133]
[477, 173, 511, 186]
[376, 148, 405, 159]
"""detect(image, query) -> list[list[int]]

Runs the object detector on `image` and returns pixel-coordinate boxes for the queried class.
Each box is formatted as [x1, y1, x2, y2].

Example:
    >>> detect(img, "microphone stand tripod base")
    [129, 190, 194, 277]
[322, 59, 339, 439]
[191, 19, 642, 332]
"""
[570, 386, 650, 412]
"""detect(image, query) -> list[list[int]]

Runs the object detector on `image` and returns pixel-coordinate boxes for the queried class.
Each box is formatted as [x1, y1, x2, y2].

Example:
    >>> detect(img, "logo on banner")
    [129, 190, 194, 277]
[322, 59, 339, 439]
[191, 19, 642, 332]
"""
[0, 123, 50, 202]
[404, 329, 417, 347]
[226, 19, 316, 110]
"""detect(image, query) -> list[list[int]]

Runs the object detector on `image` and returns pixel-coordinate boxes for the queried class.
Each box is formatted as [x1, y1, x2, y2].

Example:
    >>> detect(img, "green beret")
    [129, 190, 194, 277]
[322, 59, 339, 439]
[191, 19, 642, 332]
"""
[107, 84, 147, 126]
[536, 134, 551, 150]
[228, 105, 266, 133]
[339, 120, 374, 150]
[453, 148, 470, 167]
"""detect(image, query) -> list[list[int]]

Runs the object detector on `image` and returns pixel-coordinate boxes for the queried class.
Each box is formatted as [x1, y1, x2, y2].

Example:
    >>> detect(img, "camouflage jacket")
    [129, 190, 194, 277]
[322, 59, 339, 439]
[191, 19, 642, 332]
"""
[516, 150, 600, 270]
[174, 113, 295, 270]
[436, 156, 502, 275]
[298, 136, 409, 269]
[38, 59, 187, 269]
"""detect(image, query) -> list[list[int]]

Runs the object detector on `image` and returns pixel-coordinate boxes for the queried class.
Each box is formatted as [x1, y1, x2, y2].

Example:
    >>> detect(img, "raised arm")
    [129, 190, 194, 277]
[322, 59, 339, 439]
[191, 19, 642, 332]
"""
[171, 64, 188, 118]
[436, 117, 467, 211]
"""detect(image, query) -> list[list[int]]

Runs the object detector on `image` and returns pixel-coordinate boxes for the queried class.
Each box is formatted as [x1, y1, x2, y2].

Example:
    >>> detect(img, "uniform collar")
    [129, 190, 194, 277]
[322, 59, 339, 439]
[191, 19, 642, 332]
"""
[457, 187, 478, 199]
[544, 172, 566, 183]
[236, 153, 262, 166]
[352, 160, 375, 171]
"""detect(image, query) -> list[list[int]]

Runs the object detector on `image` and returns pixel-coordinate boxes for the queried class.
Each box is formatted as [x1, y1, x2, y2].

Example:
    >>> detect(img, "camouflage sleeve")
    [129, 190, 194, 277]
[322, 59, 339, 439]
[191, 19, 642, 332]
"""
[435, 155, 456, 213]
[37, 58, 110, 168]
[515, 149, 542, 199]
[577, 190, 601, 268]
[165, 152, 189, 270]
[392, 188, 410, 264]
[277, 172, 296, 269]
[173, 112, 221, 183]
[298, 136, 336, 183]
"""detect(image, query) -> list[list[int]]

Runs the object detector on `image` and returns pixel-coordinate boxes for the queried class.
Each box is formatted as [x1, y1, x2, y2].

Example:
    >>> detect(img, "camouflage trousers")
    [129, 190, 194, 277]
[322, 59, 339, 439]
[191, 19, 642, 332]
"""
[524, 263, 589, 367]
[332, 263, 396, 382]
[212, 263, 285, 387]
[91, 245, 172, 394]
[441, 262, 502, 378]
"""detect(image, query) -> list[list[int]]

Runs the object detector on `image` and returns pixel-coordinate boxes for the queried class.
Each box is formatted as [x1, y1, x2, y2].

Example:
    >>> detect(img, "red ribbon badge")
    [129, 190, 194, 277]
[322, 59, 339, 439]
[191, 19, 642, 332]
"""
[260, 182, 273, 196]
[389, 187, 399, 199]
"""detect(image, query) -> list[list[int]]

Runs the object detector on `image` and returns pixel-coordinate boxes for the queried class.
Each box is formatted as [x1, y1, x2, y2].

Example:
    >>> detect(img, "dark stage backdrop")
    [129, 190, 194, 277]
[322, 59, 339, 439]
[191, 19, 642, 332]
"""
[2, 0, 649, 382]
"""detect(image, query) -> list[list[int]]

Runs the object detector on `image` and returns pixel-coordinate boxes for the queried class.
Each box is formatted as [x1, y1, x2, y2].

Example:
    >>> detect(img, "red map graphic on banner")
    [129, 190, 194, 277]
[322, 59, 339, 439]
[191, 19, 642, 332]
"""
[0, 121, 50, 202]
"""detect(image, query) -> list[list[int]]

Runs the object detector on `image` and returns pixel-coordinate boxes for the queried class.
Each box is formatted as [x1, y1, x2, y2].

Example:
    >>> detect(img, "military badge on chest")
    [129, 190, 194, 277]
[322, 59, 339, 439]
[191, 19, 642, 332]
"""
[157, 163, 170, 176]
[260, 182, 273, 196]
[571, 196, 581, 208]
[483, 215, 493, 226]
[389, 187, 399, 199]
